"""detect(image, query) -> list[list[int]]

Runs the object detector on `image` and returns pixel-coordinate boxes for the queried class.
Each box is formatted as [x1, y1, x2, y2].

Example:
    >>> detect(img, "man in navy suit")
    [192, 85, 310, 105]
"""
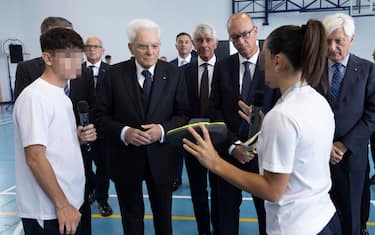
[181, 23, 218, 235]
[83, 36, 112, 217]
[318, 13, 375, 235]
[170, 32, 197, 67]
[96, 18, 190, 235]
[170, 32, 198, 190]
[209, 13, 278, 235]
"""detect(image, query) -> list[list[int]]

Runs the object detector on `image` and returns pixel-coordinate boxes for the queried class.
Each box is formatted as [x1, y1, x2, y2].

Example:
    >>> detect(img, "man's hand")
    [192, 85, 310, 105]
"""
[238, 100, 264, 126]
[330, 141, 348, 165]
[56, 203, 81, 235]
[141, 124, 162, 143]
[124, 127, 152, 146]
[232, 145, 254, 164]
[77, 124, 97, 142]
[183, 124, 221, 170]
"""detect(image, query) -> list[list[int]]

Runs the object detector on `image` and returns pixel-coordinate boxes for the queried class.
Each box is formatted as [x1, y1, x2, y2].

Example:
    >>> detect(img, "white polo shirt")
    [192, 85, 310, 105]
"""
[14, 78, 85, 220]
[257, 82, 336, 235]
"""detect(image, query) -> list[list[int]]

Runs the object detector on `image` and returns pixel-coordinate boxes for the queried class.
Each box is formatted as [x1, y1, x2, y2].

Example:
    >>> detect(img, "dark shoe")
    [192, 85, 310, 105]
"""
[98, 201, 113, 217]
[370, 174, 375, 185]
[87, 191, 95, 204]
[172, 178, 182, 191]
[361, 228, 370, 235]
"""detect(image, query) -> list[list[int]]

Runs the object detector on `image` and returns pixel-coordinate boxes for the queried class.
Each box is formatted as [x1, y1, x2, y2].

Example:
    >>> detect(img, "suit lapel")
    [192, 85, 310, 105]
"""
[191, 63, 199, 101]
[147, 62, 168, 119]
[232, 54, 240, 97]
[334, 55, 360, 110]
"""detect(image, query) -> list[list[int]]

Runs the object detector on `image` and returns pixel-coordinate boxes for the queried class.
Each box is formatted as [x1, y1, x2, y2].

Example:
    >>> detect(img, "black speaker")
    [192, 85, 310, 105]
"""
[9, 44, 23, 63]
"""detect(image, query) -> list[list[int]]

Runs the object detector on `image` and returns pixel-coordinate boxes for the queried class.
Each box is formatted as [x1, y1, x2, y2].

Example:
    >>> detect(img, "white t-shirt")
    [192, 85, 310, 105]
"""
[257, 82, 336, 235]
[13, 78, 85, 220]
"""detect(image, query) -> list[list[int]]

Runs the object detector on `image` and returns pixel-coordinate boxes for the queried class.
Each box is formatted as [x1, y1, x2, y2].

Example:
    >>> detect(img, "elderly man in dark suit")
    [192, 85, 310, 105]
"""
[209, 13, 279, 235]
[317, 13, 375, 235]
[14, 16, 95, 235]
[83, 36, 113, 217]
[181, 23, 218, 235]
[96, 18, 190, 235]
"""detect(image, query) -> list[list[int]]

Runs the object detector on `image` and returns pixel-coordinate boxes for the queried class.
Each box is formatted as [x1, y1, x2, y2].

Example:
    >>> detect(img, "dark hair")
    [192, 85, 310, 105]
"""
[175, 32, 193, 42]
[266, 20, 327, 87]
[40, 28, 84, 52]
[40, 17, 73, 34]
[105, 55, 111, 59]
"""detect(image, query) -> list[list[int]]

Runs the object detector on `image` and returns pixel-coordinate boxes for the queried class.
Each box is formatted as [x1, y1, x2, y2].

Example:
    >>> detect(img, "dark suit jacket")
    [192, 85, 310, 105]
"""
[209, 53, 279, 165]
[14, 57, 96, 123]
[95, 58, 190, 184]
[83, 61, 110, 92]
[316, 54, 375, 171]
[182, 60, 213, 118]
[170, 52, 198, 67]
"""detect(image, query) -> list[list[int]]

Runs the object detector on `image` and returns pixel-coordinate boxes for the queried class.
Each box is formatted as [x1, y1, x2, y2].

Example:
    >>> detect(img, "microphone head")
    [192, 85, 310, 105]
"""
[77, 100, 89, 113]
[253, 91, 264, 107]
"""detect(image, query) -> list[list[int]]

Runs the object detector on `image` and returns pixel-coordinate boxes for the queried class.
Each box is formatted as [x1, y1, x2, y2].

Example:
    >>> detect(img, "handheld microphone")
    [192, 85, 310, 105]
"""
[248, 91, 264, 138]
[77, 100, 91, 152]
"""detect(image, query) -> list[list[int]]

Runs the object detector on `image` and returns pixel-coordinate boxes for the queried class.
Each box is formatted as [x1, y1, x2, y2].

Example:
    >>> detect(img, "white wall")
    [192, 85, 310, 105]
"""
[0, 0, 374, 101]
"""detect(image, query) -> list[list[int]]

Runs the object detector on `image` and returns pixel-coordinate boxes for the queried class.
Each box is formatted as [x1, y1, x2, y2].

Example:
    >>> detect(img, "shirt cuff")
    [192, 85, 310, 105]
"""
[120, 126, 130, 145]
[158, 124, 165, 143]
[228, 140, 242, 155]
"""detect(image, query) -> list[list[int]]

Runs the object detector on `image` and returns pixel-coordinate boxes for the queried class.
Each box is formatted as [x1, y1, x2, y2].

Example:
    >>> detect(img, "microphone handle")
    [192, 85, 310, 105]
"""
[248, 106, 261, 138]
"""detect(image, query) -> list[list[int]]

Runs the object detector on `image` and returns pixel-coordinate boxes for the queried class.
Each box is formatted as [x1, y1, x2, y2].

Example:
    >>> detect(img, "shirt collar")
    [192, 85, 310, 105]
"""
[135, 59, 156, 76]
[238, 48, 260, 65]
[178, 54, 192, 63]
[328, 54, 350, 68]
[87, 60, 102, 68]
[198, 55, 216, 67]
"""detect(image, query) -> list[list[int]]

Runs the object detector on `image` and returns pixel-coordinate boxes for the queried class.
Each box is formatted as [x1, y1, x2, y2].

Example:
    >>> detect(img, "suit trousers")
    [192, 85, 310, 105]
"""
[330, 160, 368, 235]
[215, 155, 266, 235]
[114, 160, 173, 235]
[185, 152, 218, 235]
[92, 138, 111, 203]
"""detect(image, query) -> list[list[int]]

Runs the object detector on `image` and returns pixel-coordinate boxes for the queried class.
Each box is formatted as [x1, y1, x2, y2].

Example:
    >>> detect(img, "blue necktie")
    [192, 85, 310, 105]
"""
[141, 69, 152, 102]
[329, 63, 344, 106]
[239, 61, 252, 141]
[64, 83, 70, 96]
[241, 61, 251, 102]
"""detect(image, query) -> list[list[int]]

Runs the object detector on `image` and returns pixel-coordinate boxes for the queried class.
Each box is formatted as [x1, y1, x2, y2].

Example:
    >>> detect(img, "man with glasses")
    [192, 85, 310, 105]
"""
[315, 13, 375, 235]
[83, 37, 113, 217]
[209, 12, 279, 235]
[96, 18, 190, 235]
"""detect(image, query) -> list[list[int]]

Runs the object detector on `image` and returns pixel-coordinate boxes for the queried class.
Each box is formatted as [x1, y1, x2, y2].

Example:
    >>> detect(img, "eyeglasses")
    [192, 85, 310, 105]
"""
[85, 45, 102, 50]
[230, 27, 256, 42]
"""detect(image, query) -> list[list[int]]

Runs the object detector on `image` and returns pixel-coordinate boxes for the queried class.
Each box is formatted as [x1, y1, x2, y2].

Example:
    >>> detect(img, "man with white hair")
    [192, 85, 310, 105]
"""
[96, 18, 190, 234]
[316, 13, 375, 235]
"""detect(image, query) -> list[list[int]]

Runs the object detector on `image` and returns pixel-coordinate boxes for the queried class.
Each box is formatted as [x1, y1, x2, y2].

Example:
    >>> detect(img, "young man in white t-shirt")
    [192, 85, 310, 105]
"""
[13, 28, 97, 235]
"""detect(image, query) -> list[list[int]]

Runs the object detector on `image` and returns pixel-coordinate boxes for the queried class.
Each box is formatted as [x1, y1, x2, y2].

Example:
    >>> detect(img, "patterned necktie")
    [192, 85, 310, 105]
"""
[141, 69, 153, 103]
[200, 63, 209, 116]
[64, 83, 70, 96]
[329, 63, 344, 106]
[241, 61, 252, 102]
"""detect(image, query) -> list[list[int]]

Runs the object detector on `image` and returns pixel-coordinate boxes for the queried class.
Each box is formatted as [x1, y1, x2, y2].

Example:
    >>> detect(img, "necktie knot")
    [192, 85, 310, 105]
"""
[243, 61, 251, 71]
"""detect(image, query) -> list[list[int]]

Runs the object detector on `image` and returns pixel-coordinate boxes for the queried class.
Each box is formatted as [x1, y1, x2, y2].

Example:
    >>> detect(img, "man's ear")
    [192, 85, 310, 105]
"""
[41, 52, 53, 66]
[128, 43, 134, 55]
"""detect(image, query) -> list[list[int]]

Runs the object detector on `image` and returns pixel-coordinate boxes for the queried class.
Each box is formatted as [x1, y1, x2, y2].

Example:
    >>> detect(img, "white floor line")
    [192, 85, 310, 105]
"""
[12, 221, 23, 235]
[108, 194, 254, 201]
[0, 185, 16, 194]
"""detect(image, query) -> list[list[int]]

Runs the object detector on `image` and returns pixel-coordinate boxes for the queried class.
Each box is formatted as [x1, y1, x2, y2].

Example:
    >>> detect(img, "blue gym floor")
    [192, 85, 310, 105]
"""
[1, 105, 375, 235]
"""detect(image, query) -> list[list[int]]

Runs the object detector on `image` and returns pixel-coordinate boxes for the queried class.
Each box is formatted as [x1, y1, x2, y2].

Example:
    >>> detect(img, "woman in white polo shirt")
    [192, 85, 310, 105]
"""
[183, 20, 341, 235]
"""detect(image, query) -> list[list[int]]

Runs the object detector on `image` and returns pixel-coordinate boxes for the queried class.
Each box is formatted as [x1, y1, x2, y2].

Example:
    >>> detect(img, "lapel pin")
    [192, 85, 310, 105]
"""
[354, 68, 358, 72]
[163, 76, 167, 80]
